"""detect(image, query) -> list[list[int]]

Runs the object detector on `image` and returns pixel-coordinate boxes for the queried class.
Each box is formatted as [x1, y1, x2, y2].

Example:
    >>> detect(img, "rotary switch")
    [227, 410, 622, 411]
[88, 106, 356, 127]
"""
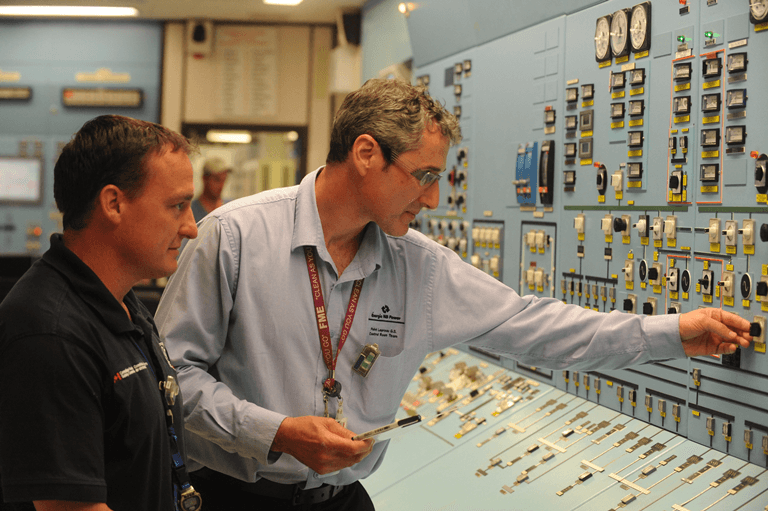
[613, 217, 628, 232]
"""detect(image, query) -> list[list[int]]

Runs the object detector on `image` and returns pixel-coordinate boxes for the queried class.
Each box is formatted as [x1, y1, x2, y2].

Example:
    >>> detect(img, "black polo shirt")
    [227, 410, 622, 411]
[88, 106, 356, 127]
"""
[0, 234, 185, 511]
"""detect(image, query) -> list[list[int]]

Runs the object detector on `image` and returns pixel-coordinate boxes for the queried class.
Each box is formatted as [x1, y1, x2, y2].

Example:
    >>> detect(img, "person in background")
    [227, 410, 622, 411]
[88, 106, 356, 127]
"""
[191, 157, 231, 222]
[155, 79, 752, 511]
[0, 115, 201, 511]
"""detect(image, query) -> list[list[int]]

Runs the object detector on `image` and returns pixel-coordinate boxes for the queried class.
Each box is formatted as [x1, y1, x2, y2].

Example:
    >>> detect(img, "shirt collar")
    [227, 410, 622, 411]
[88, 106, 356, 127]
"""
[291, 167, 384, 281]
[43, 233, 141, 335]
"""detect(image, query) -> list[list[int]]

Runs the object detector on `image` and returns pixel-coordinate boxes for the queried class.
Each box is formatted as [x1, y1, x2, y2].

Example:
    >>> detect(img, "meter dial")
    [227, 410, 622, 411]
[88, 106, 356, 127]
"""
[595, 15, 612, 62]
[750, 0, 768, 23]
[610, 9, 631, 58]
[630, 2, 651, 52]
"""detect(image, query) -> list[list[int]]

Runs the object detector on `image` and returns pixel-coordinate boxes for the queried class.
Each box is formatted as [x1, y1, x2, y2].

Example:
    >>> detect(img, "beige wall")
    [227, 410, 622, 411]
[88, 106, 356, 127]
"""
[161, 21, 335, 173]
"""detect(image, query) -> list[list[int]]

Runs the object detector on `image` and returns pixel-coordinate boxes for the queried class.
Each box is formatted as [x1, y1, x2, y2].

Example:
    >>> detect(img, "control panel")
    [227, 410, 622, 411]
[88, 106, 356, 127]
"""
[384, 0, 768, 508]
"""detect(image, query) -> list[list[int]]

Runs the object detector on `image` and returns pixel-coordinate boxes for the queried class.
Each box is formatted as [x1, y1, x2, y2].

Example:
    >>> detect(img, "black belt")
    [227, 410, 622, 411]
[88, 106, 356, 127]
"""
[192, 467, 348, 506]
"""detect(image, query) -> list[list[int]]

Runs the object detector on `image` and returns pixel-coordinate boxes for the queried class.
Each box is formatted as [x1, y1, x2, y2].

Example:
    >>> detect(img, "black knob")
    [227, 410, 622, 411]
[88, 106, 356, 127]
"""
[623, 299, 633, 312]
[667, 307, 679, 314]
[597, 173, 604, 186]
[642, 302, 653, 315]
[648, 268, 659, 280]
[756, 281, 768, 297]
[749, 322, 762, 337]
[613, 217, 628, 232]
[669, 175, 680, 189]
[761, 224, 768, 242]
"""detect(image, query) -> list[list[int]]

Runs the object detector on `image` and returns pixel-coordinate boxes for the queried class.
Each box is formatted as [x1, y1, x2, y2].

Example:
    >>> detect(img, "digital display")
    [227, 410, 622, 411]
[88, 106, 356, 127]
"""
[0, 157, 43, 204]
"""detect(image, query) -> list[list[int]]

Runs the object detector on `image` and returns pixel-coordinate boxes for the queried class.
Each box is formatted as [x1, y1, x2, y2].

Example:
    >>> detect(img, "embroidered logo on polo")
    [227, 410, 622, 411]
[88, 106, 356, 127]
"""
[113, 361, 149, 383]
[368, 304, 404, 340]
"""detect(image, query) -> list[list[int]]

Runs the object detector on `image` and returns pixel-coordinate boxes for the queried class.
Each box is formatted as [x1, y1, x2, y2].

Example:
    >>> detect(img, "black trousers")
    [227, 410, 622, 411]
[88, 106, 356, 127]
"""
[190, 470, 376, 511]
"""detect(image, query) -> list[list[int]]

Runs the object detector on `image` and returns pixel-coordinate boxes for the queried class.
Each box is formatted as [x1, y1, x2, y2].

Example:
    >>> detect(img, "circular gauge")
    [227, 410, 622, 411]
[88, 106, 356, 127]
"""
[751, 0, 768, 23]
[680, 270, 691, 293]
[610, 9, 630, 57]
[595, 15, 612, 62]
[741, 274, 753, 299]
[630, 3, 651, 52]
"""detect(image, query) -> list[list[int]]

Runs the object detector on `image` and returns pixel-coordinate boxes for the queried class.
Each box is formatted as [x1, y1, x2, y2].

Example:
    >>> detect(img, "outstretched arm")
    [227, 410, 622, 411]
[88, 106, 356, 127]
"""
[678, 308, 752, 357]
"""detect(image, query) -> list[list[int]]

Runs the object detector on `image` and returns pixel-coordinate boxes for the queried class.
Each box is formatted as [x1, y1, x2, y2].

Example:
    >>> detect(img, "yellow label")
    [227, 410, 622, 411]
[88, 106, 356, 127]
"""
[612, 91, 626, 99]
[616, 191, 623, 200]
[654, 240, 662, 248]
[702, 115, 720, 124]
[628, 150, 643, 157]
[745, 245, 755, 255]
[578, 233, 585, 241]
[641, 282, 647, 290]
[641, 237, 649, 245]
[701, 186, 718, 193]
[668, 238, 677, 248]
[671, 129, 679, 134]
[704, 295, 713, 303]
[582, 131, 593, 138]
[702, 150, 719, 158]
[599, 60, 612, 68]
[757, 194, 768, 203]
[629, 119, 644, 127]
[654, 285, 662, 294]
[692, 410, 700, 417]
[675, 83, 691, 92]
[630, 87, 644, 96]
[616, 55, 629, 64]
[743, 299, 751, 308]
[626, 281, 634, 290]
[538, 248, 545, 254]
[674, 115, 690, 124]
[537, 286, 544, 293]
[683, 190, 687, 201]
[671, 291, 679, 300]
[605, 235, 613, 243]
[454, 433, 463, 439]
[611, 121, 625, 129]
[704, 261, 709, 269]
[598, 195, 605, 203]
[763, 265, 768, 276]
[530, 246, 536, 253]
[635, 50, 649, 59]
[710, 243, 720, 253]
[725, 297, 734, 307]
[716, 286, 721, 298]
[581, 159, 593, 166]
[703, 79, 721, 89]
[756, 343, 766, 353]
[628, 181, 642, 188]
[683, 292, 689, 300]
[623, 235, 630, 244]
[660, 412, 666, 418]
[675, 416, 681, 423]
[726, 245, 737, 255]
[727, 263, 734, 271]
[647, 407, 652, 413]
[763, 301, 768, 312]
[582, 100, 594, 107]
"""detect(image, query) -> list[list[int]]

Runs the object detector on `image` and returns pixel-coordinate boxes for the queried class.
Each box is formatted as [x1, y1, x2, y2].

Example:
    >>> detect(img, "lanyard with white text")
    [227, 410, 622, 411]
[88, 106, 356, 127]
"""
[304, 246, 364, 417]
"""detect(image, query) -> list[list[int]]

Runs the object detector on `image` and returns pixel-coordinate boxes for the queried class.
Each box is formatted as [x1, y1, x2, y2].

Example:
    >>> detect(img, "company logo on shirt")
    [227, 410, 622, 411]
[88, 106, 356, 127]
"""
[369, 304, 403, 324]
[113, 361, 149, 383]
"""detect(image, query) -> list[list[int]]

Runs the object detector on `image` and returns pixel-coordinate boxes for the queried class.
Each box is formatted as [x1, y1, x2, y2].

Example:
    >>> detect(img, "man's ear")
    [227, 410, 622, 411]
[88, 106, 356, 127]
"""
[350, 134, 384, 177]
[98, 184, 125, 226]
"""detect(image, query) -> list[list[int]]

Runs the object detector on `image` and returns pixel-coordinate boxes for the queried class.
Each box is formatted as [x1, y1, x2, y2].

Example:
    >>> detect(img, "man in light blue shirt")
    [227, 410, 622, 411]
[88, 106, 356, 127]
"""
[155, 79, 752, 510]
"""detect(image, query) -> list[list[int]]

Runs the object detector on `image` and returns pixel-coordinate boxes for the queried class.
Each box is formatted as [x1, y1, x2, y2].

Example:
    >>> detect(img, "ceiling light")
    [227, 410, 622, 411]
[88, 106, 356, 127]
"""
[263, 0, 304, 5]
[0, 6, 139, 16]
[206, 130, 252, 144]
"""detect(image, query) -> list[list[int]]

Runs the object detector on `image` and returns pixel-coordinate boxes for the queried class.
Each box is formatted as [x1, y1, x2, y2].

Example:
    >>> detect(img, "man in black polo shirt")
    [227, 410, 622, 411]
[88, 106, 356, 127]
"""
[0, 115, 200, 511]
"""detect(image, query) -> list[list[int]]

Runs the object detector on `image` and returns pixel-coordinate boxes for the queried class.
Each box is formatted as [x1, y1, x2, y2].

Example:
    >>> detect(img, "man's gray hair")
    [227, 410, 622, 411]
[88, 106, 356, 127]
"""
[326, 78, 462, 165]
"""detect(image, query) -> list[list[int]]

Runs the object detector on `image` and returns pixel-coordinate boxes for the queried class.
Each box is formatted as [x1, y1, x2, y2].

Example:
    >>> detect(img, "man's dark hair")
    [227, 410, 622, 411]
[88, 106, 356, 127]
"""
[54, 115, 193, 231]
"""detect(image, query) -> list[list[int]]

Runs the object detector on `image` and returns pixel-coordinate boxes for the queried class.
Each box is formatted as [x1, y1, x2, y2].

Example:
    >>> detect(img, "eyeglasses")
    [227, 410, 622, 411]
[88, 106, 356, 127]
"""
[393, 159, 443, 187]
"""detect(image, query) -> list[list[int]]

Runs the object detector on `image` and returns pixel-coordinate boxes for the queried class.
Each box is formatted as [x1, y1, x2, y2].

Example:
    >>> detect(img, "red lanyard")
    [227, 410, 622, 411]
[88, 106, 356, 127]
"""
[304, 246, 364, 392]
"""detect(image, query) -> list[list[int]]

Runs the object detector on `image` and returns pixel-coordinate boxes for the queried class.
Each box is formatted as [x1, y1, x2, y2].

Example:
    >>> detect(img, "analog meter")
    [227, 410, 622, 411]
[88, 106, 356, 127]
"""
[610, 9, 631, 58]
[750, 0, 768, 23]
[630, 2, 651, 53]
[595, 15, 612, 62]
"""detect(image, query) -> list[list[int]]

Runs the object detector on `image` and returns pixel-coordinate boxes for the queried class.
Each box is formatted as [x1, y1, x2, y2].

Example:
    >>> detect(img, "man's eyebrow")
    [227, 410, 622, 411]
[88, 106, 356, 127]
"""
[169, 193, 194, 202]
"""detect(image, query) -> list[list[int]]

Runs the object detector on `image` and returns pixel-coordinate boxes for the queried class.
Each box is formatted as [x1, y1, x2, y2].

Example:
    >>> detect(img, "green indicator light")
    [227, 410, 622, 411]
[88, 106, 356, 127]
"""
[704, 31, 713, 38]
[677, 35, 685, 42]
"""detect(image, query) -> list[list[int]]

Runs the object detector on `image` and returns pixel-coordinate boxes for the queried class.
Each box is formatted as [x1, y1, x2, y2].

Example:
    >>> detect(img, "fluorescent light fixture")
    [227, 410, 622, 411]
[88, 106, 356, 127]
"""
[206, 130, 252, 144]
[0, 6, 138, 16]
[263, 0, 303, 5]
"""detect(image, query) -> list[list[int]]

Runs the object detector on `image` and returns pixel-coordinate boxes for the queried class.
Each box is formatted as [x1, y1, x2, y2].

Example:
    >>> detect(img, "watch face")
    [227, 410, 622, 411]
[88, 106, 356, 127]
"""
[630, 4, 648, 51]
[610, 10, 629, 57]
[595, 16, 611, 61]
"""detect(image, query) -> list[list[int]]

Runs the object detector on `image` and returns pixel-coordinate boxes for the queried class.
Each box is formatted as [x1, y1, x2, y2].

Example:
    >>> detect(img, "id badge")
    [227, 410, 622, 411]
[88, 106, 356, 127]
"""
[352, 343, 380, 377]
